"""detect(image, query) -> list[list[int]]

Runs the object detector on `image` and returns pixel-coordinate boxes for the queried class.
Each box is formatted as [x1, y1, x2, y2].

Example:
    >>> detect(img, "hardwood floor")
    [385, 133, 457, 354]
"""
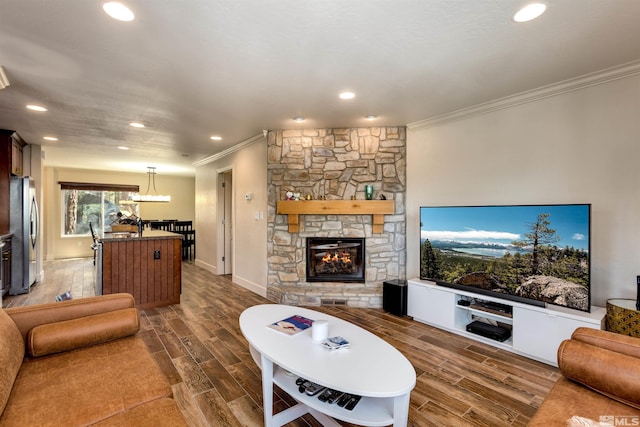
[3, 258, 560, 426]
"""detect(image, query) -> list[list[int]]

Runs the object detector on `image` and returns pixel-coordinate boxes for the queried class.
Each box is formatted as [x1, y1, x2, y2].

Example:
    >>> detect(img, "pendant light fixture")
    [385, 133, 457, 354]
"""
[132, 167, 171, 202]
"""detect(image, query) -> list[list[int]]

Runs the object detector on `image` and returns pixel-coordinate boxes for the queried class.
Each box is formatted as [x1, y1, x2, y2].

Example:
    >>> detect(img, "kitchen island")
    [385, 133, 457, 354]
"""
[96, 230, 182, 309]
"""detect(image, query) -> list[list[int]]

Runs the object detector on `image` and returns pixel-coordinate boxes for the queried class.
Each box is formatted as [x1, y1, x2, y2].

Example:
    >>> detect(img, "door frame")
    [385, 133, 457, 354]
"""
[216, 167, 234, 275]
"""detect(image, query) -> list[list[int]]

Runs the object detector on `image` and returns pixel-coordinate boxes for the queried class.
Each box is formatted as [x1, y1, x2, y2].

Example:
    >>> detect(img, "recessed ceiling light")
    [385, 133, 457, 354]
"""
[210, 136, 222, 141]
[294, 117, 305, 123]
[117, 146, 129, 150]
[130, 122, 145, 128]
[339, 91, 355, 100]
[26, 104, 47, 112]
[514, 3, 547, 22]
[103, 2, 135, 21]
[365, 115, 377, 120]
[43, 136, 58, 141]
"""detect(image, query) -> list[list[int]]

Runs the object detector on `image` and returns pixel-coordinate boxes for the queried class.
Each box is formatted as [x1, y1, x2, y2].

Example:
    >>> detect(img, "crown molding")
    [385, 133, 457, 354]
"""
[408, 60, 640, 132]
[193, 133, 265, 167]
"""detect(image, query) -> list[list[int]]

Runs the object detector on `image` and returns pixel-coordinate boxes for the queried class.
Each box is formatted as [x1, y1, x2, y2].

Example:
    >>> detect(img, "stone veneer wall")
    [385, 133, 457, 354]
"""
[266, 127, 407, 307]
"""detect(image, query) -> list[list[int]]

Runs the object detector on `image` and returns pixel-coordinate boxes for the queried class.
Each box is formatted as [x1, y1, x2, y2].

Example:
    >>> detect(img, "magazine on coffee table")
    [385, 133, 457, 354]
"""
[268, 314, 314, 335]
[320, 336, 350, 350]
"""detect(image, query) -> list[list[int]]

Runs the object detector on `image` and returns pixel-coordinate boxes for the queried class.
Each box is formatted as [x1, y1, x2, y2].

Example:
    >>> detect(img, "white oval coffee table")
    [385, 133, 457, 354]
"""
[239, 304, 416, 427]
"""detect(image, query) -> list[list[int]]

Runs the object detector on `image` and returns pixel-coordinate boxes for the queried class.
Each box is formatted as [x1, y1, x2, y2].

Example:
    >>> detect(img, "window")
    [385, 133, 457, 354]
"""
[60, 182, 139, 236]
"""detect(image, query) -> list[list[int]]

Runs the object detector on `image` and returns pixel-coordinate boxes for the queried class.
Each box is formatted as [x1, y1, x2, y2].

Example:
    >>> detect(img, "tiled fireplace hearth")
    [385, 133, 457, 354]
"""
[266, 127, 407, 308]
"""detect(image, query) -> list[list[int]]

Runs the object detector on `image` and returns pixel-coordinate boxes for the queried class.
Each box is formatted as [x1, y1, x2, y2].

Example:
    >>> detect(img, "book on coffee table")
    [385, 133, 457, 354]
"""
[268, 314, 314, 335]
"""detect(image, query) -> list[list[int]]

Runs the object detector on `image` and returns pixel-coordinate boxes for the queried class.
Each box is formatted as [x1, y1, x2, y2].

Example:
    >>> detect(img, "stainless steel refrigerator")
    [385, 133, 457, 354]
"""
[9, 176, 39, 295]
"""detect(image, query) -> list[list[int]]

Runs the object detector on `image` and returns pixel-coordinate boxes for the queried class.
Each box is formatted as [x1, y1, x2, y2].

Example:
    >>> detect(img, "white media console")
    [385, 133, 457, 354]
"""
[407, 279, 606, 366]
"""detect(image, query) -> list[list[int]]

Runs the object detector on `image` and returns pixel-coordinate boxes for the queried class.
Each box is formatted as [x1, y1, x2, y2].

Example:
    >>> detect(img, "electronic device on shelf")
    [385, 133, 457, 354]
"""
[466, 320, 511, 342]
[296, 378, 324, 395]
[305, 382, 325, 396]
[336, 393, 362, 410]
[345, 395, 361, 410]
[318, 388, 343, 404]
[470, 300, 513, 316]
[297, 378, 361, 409]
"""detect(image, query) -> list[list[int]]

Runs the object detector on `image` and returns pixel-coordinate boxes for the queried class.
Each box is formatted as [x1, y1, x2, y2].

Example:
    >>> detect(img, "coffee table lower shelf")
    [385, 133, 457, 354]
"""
[251, 346, 395, 426]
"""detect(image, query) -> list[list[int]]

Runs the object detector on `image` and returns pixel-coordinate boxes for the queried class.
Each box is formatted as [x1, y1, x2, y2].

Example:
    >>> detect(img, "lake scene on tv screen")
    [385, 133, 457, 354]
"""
[420, 204, 590, 312]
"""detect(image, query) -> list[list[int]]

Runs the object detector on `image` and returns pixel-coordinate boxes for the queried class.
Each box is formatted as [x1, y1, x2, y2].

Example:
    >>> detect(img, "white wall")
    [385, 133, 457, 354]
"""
[407, 73, 640, 307]
[44, 167, 195, 260]
[195, 136, 268, 296]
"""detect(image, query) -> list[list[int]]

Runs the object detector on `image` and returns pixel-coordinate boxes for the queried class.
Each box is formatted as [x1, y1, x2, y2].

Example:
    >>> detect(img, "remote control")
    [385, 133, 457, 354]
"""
[297, 379, 313, 393]
[326, 389, 344, 404]
[344, 394, 361, 410]
[337, 393, 352, 407]
[304, 382, 325, 396]
[317, 388, 332, 402]
[318, 388, 343, 403]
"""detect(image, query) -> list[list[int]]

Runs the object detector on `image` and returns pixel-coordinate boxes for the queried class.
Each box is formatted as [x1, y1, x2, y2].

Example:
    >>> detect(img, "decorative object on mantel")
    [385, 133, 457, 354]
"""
[364, 185, 374, 200]
[276, 199, 394, 233]
[131, 166, 171, 202]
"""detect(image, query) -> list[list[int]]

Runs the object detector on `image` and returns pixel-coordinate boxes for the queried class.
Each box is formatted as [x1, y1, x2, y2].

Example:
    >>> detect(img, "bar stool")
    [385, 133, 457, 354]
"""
[149, 221, 173, 231]
[181, 230, 195, 260]
[174, 221, 192, 232]
[89, 222, 100, 266]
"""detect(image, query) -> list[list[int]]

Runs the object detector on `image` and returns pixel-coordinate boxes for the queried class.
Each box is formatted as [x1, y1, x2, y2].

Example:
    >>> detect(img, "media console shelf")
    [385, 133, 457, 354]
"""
[407, 279, 606, 366]
[276, 200, 394, 233]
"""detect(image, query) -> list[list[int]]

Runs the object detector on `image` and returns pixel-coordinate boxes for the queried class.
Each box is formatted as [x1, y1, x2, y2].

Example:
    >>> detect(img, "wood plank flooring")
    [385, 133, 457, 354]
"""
[3, 258, 560, 426]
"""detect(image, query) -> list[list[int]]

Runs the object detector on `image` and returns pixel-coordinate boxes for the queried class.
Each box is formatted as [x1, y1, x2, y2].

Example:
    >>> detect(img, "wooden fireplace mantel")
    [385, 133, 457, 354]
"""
[276, 200, 395, 233]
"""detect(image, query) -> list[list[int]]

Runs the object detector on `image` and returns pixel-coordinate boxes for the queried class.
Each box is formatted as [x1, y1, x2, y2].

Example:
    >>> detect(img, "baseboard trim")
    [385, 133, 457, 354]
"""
[232, 275, 267, 298]
[194, 259, 216, 274]
[192, 260, 266, 297]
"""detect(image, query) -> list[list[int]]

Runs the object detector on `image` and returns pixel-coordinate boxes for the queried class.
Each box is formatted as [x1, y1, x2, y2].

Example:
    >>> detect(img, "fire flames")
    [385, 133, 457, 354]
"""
[317, 251, 354, 275]
[321, 251, 352, 265]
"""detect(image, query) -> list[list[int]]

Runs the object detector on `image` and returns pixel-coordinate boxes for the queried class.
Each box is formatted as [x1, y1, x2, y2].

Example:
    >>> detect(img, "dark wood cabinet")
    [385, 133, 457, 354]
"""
[0, 130, 13, 235]
[11, 138, 24, 176]
[99, 232, 182, 309]
[0, 130, 27, 234]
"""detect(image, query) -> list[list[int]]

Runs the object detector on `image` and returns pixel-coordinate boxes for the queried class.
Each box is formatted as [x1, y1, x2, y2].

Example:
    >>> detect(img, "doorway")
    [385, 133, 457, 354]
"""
[218, 170, 233, 275]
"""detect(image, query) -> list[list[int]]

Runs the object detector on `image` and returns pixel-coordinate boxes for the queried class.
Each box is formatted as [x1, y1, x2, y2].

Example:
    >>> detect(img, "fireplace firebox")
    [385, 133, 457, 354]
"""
[306, 238, 365, 283]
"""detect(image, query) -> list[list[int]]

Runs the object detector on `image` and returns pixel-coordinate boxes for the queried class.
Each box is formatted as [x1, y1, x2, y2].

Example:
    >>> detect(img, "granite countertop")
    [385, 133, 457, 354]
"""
[99, 229, 182, 242]
[0, 233, 13, 241]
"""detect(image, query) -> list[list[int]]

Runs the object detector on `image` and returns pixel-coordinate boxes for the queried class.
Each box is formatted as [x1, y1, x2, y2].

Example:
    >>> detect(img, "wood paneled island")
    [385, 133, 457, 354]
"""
[97, 230, 182, 309]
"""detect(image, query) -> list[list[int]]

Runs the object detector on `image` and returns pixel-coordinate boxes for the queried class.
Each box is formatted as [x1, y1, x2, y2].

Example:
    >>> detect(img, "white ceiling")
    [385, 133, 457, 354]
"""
[1, 1, 639, 177]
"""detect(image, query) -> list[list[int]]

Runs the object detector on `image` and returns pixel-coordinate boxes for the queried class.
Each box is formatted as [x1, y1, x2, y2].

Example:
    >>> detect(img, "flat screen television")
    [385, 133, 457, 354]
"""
[420, 204, 591, 312]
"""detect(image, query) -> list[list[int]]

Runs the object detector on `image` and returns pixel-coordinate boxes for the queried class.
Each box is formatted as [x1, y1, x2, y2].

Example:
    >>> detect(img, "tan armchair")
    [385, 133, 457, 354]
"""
[530, 327, 640, 426]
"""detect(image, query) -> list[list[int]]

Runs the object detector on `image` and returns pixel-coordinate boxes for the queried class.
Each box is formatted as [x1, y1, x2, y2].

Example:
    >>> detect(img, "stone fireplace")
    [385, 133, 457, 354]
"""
[306, 237, 365, 283]
[266, 127, 407, 308]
